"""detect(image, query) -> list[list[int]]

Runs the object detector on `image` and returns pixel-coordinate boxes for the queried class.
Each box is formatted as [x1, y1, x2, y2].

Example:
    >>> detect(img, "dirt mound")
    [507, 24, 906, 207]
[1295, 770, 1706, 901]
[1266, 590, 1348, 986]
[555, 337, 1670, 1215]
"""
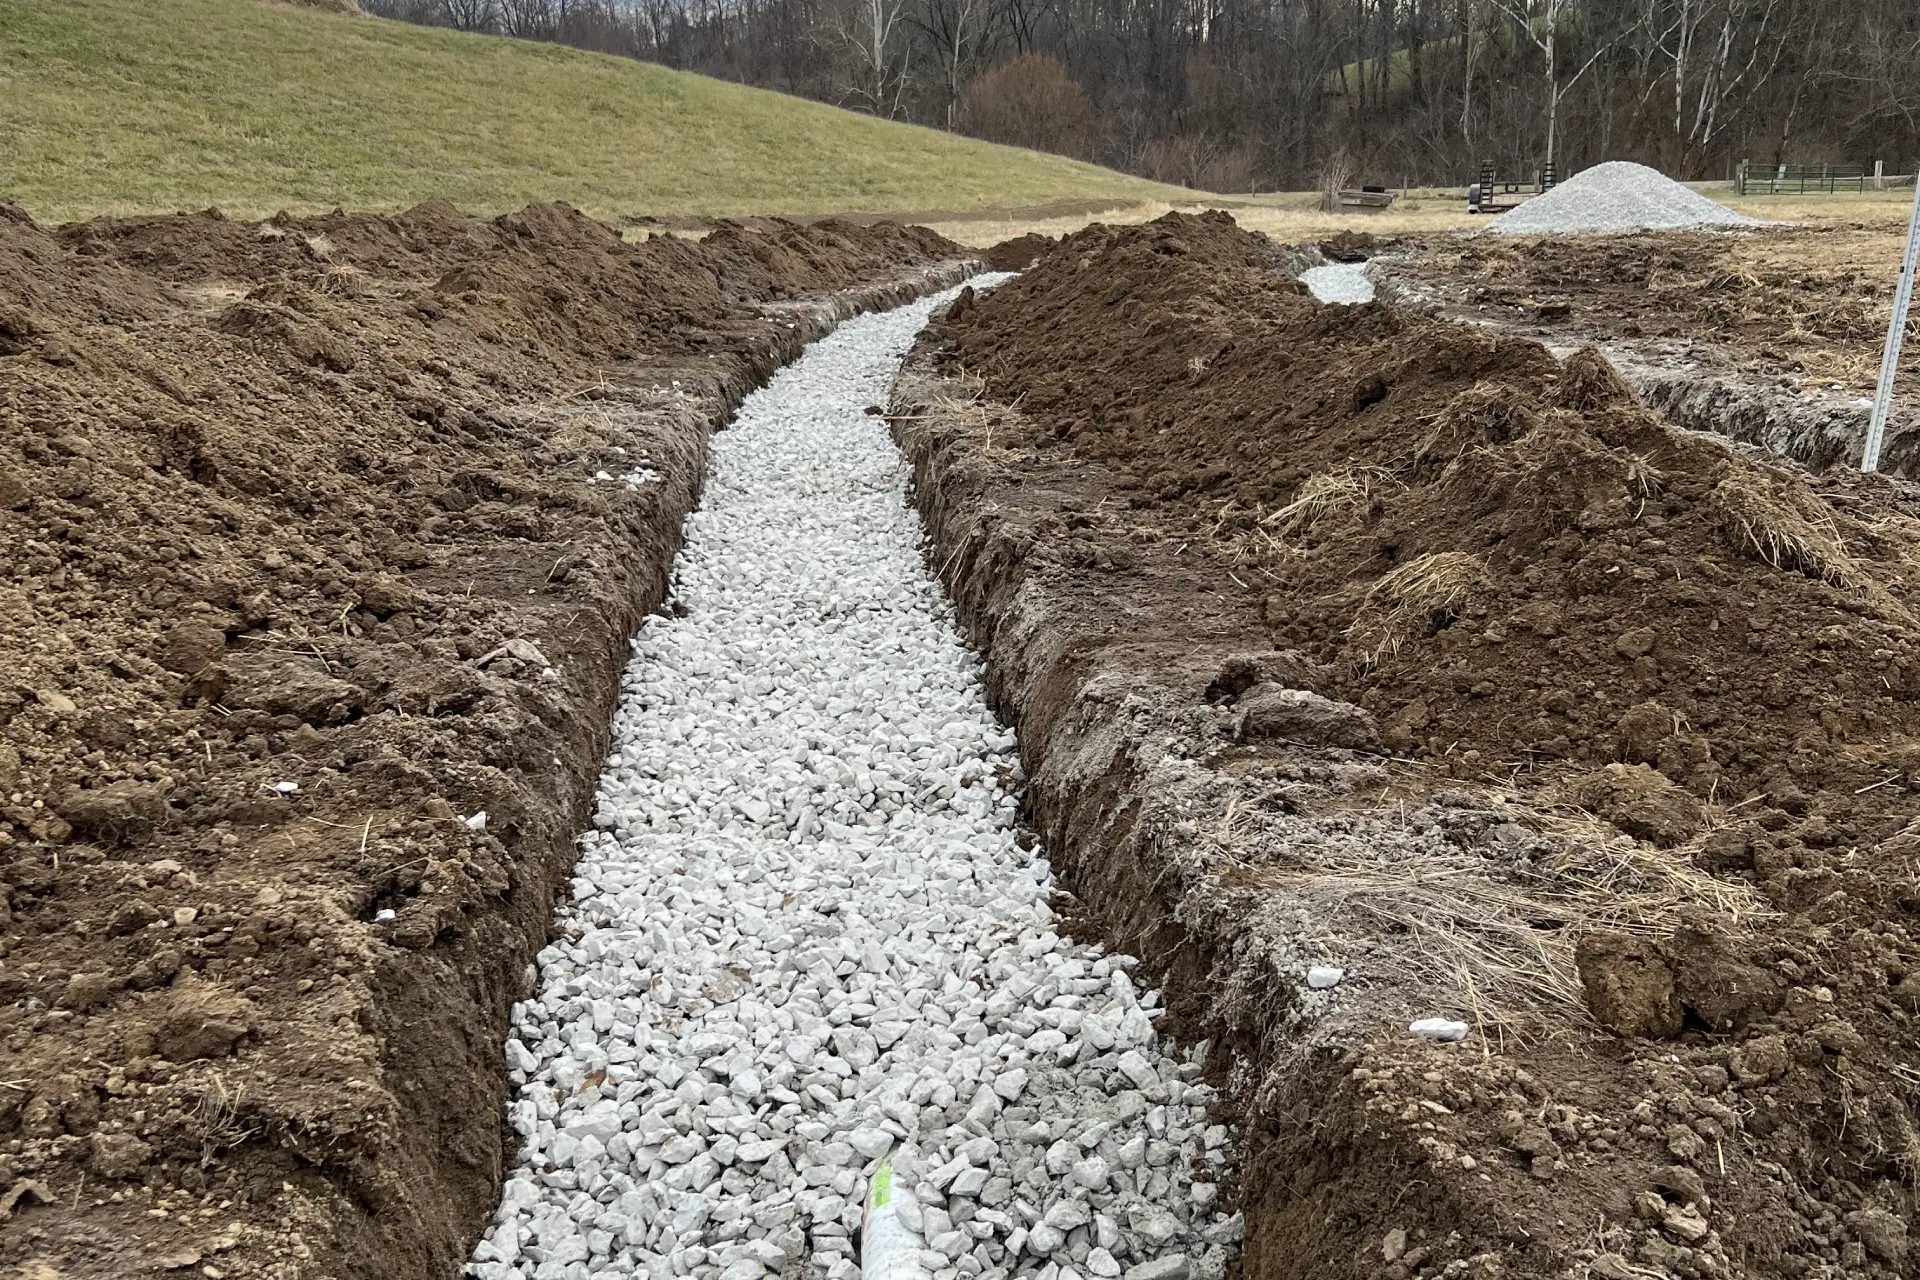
[927, 209, 1920, 1278]
[0, 199, 964, 1279]
[983, 232, 1058, 270]
[941, 210, 1920, 810]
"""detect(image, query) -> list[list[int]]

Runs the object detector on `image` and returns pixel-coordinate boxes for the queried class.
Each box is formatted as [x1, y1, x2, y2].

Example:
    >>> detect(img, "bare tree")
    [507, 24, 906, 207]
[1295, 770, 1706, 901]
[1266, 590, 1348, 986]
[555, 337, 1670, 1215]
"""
[367, 0, 1917, 194]
[443, 0, 499, 29]
[1489, 0, 1625, 172]
[830, 0, 912, 115]
[912, 0, 996, 128]
[499, 0, 558, 39]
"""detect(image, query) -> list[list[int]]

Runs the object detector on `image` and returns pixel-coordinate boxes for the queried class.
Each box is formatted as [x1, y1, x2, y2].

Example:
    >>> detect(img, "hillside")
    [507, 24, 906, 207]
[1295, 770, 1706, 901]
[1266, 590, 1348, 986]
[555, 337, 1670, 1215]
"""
[0, 0, 1188, 224]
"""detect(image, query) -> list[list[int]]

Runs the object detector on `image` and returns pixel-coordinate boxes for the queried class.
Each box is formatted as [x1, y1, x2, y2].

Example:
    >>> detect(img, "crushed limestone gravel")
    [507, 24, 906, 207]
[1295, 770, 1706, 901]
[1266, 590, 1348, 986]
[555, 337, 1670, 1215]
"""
[467, 284, 1240, 1280]
[1489, 160, 1762, 235]
[1299, 263, 1375, 304]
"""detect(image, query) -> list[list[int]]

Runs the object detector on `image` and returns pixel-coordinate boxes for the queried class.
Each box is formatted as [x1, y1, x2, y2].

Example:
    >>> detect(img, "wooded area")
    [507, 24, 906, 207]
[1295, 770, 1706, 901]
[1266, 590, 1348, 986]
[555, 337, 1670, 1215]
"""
[366, 0, 1919, 193]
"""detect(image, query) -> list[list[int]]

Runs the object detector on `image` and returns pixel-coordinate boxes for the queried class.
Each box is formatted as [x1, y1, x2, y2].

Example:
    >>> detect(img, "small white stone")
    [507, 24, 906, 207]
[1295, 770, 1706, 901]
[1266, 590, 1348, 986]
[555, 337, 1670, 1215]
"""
[1114, 1051, 1158, 1090]
[951, 1166, 989, 1197]
[1306, 966, 1344, 989]
[1126, 1258, 1191, 1280]
[1027, 1224, 1066, 1256]
[1409, 1018, 1471, 1042]
[848, 1126, 894, 1160]
[1070, 1157, 1110, 1191]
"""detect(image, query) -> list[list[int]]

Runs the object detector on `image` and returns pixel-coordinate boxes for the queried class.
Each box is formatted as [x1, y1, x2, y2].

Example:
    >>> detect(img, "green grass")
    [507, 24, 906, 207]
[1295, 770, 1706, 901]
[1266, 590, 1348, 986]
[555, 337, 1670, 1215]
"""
[0, 0, 1190, 224]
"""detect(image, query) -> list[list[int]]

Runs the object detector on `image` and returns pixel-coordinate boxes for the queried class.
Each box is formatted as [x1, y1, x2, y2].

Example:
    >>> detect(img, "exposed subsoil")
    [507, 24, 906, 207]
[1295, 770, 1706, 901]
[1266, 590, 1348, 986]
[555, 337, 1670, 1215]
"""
[892, 211, 1920, 1279]
[0, 200, 970, 1279]
[1390, 225, 1920, 473]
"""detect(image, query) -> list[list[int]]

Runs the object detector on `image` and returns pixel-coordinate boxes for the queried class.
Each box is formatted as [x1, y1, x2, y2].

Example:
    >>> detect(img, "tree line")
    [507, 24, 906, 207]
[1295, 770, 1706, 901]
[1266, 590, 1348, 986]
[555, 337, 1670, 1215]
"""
[365, 0, 1920, 193]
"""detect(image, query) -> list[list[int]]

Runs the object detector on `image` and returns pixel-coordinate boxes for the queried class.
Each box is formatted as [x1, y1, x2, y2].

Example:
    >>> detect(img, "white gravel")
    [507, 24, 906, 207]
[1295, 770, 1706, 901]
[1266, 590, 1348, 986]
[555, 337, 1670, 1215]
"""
[1299, 263, 1374, 304]
[1490, 160, 1761, 235]
[468, 284, 1240, 1280]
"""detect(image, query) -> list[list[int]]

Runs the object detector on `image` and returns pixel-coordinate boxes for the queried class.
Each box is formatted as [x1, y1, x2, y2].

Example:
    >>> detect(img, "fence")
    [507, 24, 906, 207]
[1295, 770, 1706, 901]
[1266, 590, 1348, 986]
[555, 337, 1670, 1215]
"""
[1735, 160, 1912, 195]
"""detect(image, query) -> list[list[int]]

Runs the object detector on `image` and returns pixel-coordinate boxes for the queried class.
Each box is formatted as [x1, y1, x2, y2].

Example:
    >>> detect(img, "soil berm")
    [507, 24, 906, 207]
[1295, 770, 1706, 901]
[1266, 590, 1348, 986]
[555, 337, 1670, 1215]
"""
[891, 210, 1920, 1280]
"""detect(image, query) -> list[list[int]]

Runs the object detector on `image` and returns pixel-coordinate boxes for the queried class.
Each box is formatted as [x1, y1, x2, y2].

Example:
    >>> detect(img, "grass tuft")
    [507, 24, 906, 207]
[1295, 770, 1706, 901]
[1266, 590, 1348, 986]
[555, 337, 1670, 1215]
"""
[1266, 465, 1399, 536]
[1346, 550, 1490, 664]
[1708, 476, 1861, 588]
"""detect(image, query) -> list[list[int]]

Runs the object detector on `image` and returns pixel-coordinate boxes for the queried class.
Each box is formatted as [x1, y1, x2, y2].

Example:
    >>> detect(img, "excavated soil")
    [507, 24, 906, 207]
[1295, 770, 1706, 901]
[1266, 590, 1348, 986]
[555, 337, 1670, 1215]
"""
[0, 200, 969, 1279]
[981, 234, 1058, 271]
[1391, 225, 1920, 473]
[892, 211, 1920, 1280]
[1401, 225, 1909, 395]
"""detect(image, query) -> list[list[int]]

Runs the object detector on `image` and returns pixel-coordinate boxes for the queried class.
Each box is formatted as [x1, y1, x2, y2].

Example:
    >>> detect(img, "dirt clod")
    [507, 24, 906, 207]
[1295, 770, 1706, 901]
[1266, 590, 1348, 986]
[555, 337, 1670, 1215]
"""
[983, 232, 1057, 270]
[1568, 762, 1703, 847]
[1575, 931, 1681, 1038]
[1234, 685, 1377, 749]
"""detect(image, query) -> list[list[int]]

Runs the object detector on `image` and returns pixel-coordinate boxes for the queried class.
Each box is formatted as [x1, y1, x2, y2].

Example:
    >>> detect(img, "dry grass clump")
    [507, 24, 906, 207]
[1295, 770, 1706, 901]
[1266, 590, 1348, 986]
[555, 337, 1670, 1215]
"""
[1230, 794, 1771, 1041]
[1265, 465, 1399, 536]
[1346, 551, 1489, 664]
[191, 1076, 258, 1170]
[1708, 475, 1863, 588]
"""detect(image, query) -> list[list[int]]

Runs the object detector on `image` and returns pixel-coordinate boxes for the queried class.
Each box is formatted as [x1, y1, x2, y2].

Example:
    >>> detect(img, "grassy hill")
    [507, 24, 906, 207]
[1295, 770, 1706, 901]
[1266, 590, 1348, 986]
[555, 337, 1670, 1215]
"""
[0, 0, 1189, 224]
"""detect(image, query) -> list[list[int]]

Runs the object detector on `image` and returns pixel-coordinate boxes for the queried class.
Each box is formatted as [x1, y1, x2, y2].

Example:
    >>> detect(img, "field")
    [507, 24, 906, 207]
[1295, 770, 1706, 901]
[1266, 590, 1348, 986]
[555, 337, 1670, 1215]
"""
[0, 0, 1187, 224]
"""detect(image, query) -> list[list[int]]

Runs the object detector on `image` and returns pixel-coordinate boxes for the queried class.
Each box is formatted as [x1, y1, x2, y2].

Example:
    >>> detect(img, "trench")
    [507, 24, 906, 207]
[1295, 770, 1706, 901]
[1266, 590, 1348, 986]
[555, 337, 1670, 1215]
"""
[464, 287, 1244, 1280]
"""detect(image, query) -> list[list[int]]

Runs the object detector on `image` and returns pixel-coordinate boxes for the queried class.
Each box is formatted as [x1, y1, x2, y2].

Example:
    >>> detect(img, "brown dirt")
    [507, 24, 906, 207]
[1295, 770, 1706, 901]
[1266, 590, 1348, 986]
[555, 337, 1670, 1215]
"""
[0, 199, 967, 1279]
[1399, 224, 1916, 399]
[894, 210, 1920, 1279]
[982, 233, 1058, 271]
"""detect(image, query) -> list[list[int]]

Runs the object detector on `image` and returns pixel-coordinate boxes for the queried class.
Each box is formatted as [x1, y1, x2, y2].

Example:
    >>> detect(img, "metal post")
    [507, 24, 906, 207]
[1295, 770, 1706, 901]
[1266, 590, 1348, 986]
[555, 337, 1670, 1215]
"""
[1862, 180, 1920, 473]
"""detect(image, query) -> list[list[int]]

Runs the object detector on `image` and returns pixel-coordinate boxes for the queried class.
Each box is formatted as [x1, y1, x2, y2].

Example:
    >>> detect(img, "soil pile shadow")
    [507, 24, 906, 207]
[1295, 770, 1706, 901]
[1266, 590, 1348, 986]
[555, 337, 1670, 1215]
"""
[896, 210, 1920, 1279]
[0, 200, 968, 1279]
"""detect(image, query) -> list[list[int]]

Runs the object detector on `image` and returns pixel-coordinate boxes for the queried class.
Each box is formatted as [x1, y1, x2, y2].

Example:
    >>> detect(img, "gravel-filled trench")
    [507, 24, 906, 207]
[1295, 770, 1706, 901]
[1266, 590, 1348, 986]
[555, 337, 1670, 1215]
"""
[465, 286, 1243, 1280]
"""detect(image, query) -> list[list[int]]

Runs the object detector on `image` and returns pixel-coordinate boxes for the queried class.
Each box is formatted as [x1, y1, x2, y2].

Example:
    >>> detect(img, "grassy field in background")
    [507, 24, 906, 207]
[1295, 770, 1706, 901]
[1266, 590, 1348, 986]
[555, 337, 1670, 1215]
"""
[0, 0, 1190, 225]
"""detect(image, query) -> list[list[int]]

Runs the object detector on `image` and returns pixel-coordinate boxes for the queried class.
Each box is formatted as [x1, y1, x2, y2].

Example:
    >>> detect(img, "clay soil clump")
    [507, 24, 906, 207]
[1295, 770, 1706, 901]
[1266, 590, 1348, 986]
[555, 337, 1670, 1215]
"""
[902, 211, 1920, 1279]
[0, 199, 965, 1279]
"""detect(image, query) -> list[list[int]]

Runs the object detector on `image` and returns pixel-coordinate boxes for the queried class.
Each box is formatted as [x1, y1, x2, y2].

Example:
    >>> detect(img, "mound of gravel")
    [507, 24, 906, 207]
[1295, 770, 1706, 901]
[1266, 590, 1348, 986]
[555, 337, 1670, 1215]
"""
[1490, 160, 1761, 234]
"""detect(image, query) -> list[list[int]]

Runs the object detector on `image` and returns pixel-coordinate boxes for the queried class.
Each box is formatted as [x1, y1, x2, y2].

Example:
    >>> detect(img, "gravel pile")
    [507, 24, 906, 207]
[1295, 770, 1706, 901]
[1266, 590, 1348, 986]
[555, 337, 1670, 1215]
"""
[468, 284, 1240, 1280]
[1490, 160, 1762, 234]
[1299, 262, 1374, 304]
